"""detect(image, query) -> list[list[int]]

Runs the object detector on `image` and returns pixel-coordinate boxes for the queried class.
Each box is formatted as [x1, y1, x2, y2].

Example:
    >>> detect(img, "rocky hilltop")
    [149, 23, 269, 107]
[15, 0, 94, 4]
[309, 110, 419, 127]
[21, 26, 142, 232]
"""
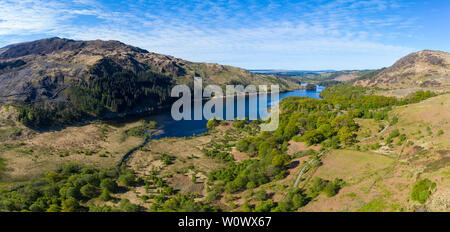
[0, 38, 299, 127]
[354, 50, 450, 88]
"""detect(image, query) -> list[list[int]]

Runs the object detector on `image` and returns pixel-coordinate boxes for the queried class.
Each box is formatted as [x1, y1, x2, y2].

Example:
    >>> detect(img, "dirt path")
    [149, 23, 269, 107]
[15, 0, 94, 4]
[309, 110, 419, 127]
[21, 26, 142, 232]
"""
[292, 149, 330, 189]
[360, 121, 390, 142]
[367, 140, 407, 192]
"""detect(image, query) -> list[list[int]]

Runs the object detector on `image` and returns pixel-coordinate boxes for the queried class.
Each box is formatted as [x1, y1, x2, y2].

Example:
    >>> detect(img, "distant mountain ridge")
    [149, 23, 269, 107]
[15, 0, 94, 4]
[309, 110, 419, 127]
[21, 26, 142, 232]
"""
[252, 69, 375, 86]
[0, 37, 300, 127]
[354, 50, 450, 88]
[249, 70, 337, 75]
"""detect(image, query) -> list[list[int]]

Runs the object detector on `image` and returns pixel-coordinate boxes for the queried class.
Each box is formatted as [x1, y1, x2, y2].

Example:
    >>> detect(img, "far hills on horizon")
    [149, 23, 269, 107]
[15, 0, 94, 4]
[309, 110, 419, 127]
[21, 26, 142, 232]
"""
[2, 37, 449, 77]
[251, 50, 450, 89]
[0, 37, 449, 128]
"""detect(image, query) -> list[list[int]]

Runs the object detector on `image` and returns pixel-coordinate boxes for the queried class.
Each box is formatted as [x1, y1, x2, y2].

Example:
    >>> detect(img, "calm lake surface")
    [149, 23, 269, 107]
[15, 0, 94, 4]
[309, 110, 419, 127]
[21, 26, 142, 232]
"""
[137, 86, 325, 139]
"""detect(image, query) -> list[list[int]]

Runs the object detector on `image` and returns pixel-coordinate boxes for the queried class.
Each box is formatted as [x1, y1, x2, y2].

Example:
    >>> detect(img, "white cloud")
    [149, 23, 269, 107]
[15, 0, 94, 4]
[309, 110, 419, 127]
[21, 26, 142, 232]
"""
[0, 0, 102, 36]
[0, 0, 419, 69]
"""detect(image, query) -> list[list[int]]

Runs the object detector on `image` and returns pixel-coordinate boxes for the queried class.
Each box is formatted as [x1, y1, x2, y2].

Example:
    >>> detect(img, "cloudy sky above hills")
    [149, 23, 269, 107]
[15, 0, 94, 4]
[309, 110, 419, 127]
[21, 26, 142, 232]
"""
[0, 0, 449, 70]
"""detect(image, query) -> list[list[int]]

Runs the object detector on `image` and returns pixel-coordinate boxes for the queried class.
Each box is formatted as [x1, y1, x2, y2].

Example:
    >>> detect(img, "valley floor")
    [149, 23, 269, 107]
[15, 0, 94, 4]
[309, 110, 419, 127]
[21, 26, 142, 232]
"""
[0, 93, 449, 212]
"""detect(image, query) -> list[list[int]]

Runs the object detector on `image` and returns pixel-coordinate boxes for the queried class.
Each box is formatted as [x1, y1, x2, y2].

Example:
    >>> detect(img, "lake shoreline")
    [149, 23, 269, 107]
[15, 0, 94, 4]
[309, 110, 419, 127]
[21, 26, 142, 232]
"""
[106, 85, 325, 139]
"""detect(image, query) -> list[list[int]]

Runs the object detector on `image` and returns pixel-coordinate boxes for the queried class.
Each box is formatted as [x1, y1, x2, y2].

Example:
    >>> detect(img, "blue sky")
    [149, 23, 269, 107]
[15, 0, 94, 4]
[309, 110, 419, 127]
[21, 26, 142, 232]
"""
[0, 0, 449, 70]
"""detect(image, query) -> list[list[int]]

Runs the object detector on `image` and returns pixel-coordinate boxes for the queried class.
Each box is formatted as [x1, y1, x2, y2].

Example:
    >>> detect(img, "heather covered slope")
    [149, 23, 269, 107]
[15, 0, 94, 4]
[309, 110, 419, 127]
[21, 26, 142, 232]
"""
[354, 50, 450, 89]
[0, 38, 299, 127]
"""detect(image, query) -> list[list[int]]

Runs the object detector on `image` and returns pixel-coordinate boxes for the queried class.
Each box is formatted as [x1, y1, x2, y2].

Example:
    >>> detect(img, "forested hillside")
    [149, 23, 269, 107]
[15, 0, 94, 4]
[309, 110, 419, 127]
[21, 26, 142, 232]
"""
[0, 38, 300, 127]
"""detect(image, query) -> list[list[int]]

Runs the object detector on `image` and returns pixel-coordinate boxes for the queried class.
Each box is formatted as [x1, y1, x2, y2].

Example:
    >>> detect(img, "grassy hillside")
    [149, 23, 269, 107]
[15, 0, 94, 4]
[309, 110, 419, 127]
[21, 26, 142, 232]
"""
[354, 50, 450, 90]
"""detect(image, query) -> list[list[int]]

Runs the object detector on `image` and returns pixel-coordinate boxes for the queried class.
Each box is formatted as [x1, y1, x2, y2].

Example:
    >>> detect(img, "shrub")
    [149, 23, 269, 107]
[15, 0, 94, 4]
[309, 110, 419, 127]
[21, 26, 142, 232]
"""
[254, 189, 268, 201]
[46, 204, 61, 212]
[119, 199, 141, 212]
[310, 177, 343, 198]
[323, 179, 344, 197]
[61, 198, 79, 212]
[100, 178, 118, 193]
[272, 189, 308, 212]
[100, 189, 112, 201]
[310, 177, 328, 194]
[160, 153, 176, 165]
[233, 120, 246, 129]
[205, 190, 220, 202]
[291, 193, 308, 209]
[389, 116, 398, 126]
[80, 184, 98, 198]
[126, 120, 158, 137]
[65, 187, 82, 200]
[118, 174, 136, 187]
[254, 200, 275, 212]
[246, 181, 256, 189]
[241, 201, 253, 212]
[411, 179, 436, 204]
[207, 118, 218, 130]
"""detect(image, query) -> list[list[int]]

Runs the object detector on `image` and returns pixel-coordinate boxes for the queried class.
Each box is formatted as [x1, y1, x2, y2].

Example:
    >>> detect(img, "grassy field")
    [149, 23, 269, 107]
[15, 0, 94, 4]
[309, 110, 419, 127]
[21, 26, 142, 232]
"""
[0, 105, 147, 183]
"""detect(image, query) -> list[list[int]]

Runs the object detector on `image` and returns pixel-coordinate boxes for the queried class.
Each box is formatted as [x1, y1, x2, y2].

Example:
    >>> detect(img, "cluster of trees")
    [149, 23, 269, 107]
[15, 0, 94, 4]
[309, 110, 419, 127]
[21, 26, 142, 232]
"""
[245, 188, 309, 212]
[239, 188, 310, 212]
[274, 97, 360, 147]
[385, 129, 407, 146]
[125, 120, 157, 137]
[320, 85, 396, 110]
[202, 87, 366, 198]
[204, 85, 439, 211]
[238, 176, 344, 212]
[17, 64, 174, 127]
[0, 164, 140, 212]
[305, 84, 317, 91]
[208, 141, 289, 194]
[159, 154, 176, 165]
[17, 102, 87, 128]
[150, 193, 218, 212]
[270, 189, 309, 212]
[309, 177, 345, 198]
[203, 146, 234, 162]
[320, 85, 436, 113]
[317, 80, 341, 87]
[280, 86, 436, 148]
[208, 160, 255, 186]
[233, 117, 251, 129]
[0, 161, 220, 212]
[184, 85, 440, 211]
[399, 90, 436, 105]
[73, 68, 173, 114]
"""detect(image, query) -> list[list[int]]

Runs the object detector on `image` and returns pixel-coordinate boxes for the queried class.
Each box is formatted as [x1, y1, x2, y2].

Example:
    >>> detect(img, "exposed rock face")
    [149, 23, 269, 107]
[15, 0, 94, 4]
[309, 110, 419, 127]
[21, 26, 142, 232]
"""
[354, 50, 450, 88]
